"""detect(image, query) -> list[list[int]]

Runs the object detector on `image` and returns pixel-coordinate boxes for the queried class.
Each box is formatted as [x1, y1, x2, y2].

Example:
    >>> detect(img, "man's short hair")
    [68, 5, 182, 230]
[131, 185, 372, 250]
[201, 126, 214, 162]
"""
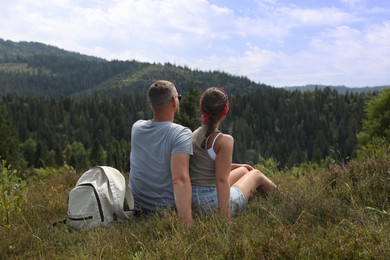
[148, 80, 175, 109]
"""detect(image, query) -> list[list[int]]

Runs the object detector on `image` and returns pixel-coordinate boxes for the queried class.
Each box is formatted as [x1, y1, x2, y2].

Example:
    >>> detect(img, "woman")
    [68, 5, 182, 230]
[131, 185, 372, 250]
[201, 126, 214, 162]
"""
[190, 87, 276, 219]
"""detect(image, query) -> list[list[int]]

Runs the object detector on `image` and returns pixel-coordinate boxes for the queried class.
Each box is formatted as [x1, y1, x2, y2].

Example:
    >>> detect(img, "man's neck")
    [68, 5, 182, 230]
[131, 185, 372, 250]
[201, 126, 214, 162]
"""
[152, 113, 174, 122]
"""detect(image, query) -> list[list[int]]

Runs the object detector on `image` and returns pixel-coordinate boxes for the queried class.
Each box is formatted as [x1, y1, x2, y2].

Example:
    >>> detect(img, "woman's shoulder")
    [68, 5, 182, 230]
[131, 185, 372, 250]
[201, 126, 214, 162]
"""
[220, 132, 233, 141]
[216, 133, 234, 148]
[212, 133, 233, 159]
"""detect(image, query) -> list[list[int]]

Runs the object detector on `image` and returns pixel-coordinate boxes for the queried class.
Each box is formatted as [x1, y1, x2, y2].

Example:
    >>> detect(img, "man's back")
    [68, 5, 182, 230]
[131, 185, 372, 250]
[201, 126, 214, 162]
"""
[129, 119, 192, 211]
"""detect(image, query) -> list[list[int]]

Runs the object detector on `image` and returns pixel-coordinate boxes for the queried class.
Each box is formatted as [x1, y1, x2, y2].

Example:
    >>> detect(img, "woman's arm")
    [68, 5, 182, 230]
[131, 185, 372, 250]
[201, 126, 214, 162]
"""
[215, 134, 234, 219]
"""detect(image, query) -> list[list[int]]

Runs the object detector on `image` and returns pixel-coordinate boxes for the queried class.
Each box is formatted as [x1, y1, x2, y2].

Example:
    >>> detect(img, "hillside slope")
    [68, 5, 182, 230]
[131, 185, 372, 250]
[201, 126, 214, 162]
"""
[3, 39, 387, 98]
[0, 39, 270, 97]
[0, 38, 101, 61]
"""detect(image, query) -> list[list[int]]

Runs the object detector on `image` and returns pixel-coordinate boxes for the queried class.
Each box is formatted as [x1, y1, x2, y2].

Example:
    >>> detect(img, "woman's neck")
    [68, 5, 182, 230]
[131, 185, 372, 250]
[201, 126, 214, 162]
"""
[202, 120, 221, 130]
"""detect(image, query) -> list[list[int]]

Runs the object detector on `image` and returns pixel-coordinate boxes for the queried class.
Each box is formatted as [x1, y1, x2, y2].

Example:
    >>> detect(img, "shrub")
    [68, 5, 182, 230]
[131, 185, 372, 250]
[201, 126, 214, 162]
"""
[324, 156, 390, 223]
[255, 155, 279, 176]
[0, 160, 27, 228]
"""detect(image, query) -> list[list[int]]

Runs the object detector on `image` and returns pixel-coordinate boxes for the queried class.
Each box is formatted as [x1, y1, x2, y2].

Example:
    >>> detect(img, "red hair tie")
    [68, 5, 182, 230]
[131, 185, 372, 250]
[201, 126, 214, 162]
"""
[202, 113, 210, 121]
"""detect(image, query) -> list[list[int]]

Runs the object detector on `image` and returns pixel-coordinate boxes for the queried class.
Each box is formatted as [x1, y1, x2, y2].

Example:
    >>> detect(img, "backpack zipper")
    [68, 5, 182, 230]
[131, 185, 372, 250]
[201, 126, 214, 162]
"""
[77, 183, 104, 222]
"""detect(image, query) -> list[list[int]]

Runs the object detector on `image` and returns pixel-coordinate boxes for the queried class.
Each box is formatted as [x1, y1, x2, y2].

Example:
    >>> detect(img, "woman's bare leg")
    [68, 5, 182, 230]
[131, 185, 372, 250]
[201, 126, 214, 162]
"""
[232, 169, 276, 201]
[229, 166, 248, 186]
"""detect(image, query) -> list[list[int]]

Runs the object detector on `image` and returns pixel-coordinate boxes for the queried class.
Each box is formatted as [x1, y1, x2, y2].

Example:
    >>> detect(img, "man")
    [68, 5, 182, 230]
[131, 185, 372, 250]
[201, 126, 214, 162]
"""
[129, 80, 193, 224]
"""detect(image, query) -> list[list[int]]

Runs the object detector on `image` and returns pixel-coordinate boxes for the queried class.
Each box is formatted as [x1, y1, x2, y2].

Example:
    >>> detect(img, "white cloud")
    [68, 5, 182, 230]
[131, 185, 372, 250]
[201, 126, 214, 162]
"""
[280, 7, 356, 26]
[265, 21, 390, 87]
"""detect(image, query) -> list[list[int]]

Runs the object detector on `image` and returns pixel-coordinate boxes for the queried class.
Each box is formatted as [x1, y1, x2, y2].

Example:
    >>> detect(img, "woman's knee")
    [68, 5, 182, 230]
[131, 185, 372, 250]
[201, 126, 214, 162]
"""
[238, 166, 249, 174]
[249, 169, 262, 178]
[249, 169, 270, 185]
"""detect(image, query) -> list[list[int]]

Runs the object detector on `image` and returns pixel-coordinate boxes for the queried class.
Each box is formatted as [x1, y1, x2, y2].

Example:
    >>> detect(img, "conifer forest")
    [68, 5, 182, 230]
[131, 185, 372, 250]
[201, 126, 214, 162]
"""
[0, 39, 384, 173]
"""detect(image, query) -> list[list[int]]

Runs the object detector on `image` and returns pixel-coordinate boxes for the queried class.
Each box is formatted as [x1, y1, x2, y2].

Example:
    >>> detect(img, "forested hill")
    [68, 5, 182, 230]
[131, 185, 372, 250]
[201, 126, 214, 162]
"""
[0, 39, 269, 97]
[0, 38, 385, 172]
[0, 38, 101, 61]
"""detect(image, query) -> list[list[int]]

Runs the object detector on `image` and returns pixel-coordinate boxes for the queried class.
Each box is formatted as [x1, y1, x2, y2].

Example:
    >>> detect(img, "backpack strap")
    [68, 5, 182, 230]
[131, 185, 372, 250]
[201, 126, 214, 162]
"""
[98, 166, 134, 219]
[125, 185, 134, 211]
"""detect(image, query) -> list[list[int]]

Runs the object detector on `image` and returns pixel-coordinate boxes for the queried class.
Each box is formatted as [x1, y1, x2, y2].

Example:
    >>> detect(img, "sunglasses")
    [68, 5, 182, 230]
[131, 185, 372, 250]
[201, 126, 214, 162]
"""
[172, 94, 182, 101]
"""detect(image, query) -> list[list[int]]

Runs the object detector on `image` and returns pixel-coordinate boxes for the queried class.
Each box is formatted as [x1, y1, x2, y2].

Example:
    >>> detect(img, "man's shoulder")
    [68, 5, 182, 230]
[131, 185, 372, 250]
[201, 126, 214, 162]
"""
[131, 119, 144, 127]
[171, 123, 192, 134]
[133, 119, 148, 126]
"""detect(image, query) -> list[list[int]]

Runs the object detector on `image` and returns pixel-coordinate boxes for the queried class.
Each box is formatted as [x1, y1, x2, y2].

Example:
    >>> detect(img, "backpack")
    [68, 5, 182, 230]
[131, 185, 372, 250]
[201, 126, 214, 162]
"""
[67, 166, 134, 231]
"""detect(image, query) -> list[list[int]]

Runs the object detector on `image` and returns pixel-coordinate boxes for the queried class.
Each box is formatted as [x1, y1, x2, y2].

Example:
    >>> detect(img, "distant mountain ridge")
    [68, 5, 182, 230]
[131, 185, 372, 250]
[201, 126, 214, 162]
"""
[284, 84, 390, 94]
[0, 38, 388, 97]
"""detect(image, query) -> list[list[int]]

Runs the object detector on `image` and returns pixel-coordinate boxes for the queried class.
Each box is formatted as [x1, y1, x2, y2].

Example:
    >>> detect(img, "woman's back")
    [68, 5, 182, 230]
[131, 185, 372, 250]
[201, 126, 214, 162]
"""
[189, 126, 221, 186]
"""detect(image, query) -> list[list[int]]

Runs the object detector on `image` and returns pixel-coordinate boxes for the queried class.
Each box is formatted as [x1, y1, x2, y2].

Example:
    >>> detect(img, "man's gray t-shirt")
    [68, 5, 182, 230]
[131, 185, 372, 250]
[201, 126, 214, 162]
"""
[129, 120, 193, 211]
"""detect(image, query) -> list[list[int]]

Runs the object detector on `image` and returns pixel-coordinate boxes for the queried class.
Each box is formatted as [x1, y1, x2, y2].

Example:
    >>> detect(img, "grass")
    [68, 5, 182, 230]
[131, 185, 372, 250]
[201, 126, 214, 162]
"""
[1, 156, 390, 259]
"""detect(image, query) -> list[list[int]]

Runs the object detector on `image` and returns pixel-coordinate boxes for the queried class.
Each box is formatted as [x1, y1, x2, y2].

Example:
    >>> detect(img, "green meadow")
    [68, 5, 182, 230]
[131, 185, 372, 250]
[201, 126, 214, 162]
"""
[2, 150, 389, 259]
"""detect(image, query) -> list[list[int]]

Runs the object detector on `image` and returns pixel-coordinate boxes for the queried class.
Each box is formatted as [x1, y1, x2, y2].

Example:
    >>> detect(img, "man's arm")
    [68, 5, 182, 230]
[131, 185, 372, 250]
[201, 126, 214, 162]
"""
[171, 153, 192, 225]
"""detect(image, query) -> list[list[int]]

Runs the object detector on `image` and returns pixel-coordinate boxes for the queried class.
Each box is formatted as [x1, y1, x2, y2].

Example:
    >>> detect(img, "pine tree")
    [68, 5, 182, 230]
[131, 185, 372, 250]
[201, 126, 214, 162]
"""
[90, 139, 106, 166]
[175, 81, 201, 131]
[0, 102, 21, 167]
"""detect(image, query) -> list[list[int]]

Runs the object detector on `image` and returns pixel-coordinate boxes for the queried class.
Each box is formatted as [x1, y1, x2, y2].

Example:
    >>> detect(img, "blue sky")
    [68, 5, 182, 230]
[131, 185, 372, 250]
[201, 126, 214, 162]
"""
[1, 0, 389, 87]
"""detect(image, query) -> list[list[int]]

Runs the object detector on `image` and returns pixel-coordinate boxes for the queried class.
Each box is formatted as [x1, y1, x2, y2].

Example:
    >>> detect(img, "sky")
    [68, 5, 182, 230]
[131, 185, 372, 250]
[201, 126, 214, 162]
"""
[1, 0, 390, 88]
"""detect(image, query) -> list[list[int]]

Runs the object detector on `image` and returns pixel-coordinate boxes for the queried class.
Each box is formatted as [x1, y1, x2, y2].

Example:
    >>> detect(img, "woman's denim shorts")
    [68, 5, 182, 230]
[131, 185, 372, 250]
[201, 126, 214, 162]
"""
[192, 185, 245, 215]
